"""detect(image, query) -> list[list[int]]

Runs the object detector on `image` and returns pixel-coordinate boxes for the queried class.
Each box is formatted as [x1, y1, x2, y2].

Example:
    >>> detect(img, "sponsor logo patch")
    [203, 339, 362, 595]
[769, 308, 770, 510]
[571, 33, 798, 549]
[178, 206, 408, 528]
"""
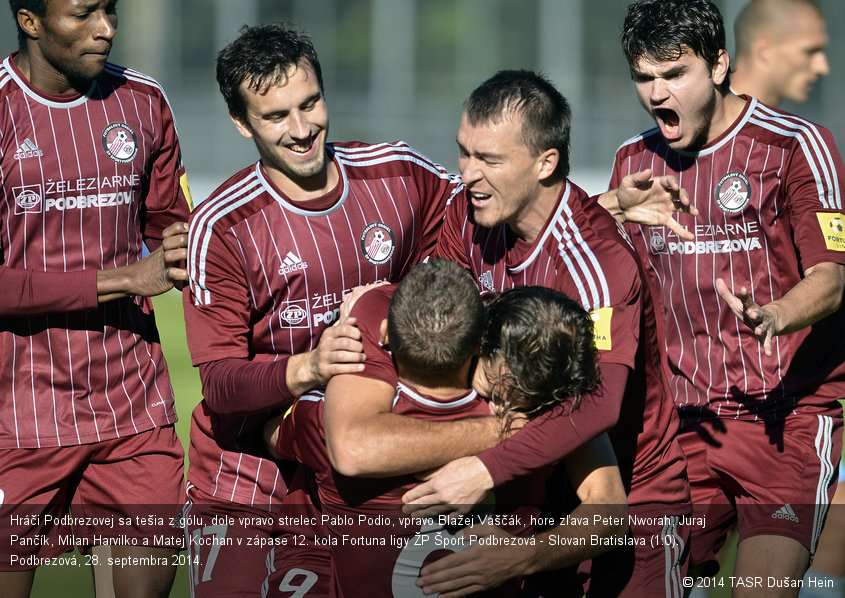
[101, 122, 138, 164]
[714, 172, 752, 214]
[279, 299, 309, 328]
[817, 212, 845, 251]
[590, 307, 613, 351]
[360, 222, 395, 266]
[13, 184, 43, 214]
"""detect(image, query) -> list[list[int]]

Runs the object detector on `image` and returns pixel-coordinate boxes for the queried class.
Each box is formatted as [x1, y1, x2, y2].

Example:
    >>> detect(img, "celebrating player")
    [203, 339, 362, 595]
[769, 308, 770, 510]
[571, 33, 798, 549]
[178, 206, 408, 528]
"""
[180, 24, 499, 596]
[405, 69, 690, 598]
[265, 260, 626, 597]
[609, 0, 844, 594]
[0, 1, 193, 597]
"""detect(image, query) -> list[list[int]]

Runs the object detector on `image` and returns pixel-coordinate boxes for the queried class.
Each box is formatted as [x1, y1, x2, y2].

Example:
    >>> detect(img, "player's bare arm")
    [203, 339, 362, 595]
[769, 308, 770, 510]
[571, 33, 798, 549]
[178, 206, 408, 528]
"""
[415, 434, 628, 597]
[401, 456, 493, 518]
[598, 169, 698, 240]
[715, 261, 845, 356]
[285, 317, 366, 397]
[97, 221, 189, 301]
[324, 373, 499, 477]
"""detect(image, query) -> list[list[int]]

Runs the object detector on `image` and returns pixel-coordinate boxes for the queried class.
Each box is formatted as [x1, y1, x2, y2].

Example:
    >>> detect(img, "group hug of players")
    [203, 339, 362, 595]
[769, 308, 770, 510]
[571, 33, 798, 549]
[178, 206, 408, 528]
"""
[2, 0, 843, 597]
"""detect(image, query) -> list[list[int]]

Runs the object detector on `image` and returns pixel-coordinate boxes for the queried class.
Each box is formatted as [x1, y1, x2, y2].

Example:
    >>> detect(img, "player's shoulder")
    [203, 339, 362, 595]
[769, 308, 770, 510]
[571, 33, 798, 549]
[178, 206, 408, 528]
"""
[330, 140, 452, 181]
[101, 62, 168, 100]
[743, 99, 835, 148]
[349, 284, 397, 320]
[612, 126, 662, 161]
[189, 163, 271, 228]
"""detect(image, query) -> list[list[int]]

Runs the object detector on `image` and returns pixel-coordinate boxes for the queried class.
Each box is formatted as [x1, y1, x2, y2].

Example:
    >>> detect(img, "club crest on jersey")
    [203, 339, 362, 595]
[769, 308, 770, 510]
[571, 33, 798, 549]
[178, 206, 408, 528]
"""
[101, 122, 138, 164]
[360, 222, 395, 266]
[13, 184, 43, 214]
[714, 172, 752, 214]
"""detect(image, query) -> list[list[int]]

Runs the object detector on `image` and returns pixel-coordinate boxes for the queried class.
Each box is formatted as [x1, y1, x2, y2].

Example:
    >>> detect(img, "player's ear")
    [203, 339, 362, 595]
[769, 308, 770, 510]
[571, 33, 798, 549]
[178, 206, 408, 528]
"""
[16, 9, 42, 41]
[712, 49, 730, 87]
[379, 319, 389, 345]
[230, 114, 254, 140]
[536, 148, 559, 182]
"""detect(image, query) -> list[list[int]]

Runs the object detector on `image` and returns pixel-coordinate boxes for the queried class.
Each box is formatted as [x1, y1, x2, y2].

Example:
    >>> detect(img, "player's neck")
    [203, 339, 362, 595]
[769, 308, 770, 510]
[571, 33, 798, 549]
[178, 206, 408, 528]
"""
[510, 180, 564, 244]
[397, 363, 473, 400]
[14, 49, 90, 96]
[265, 156, 340, 203]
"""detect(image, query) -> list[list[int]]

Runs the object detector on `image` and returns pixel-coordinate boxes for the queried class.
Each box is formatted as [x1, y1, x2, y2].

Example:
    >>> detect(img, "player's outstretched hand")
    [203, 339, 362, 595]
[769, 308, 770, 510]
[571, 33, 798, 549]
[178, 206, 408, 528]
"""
[615, 169, 697, 240]
[402, 456, 493, 519]
[715, 278, 781, 356]
[415, 525, 531, 597]
[161, 221, 189, 284]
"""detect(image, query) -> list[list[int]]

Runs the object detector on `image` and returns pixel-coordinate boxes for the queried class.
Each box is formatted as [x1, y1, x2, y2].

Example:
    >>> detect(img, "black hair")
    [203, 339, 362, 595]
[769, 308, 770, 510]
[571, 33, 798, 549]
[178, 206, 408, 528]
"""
[464, 69, 571, 179]
[622, 0, 731, 91]
[216, 23, 324, 123]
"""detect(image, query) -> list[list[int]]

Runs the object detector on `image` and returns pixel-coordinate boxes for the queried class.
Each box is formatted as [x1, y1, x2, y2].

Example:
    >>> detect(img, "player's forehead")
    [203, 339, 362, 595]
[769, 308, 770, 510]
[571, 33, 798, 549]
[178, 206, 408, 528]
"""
[457, 109, 524, 150]
[46, 0, 113, 14]
[240, 63, 321, 108]
[632, 47, 702, 76]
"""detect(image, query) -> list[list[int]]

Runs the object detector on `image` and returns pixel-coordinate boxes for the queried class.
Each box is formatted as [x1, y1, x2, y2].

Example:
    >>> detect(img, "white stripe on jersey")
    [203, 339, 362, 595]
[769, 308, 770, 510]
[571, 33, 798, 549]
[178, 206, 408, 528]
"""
[395, 382, 479, 410]
[510, 182, 610, 311]
[189, 174, 265, 305]
[750, 109, 841, 209]
[333, 142, 461, 185]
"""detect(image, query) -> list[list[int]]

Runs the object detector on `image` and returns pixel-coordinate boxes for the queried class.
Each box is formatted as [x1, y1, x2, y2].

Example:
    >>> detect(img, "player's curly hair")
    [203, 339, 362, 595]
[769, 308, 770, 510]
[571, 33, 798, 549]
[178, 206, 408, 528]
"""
[463, 70, 571, 180]
[621, 0, 731, 91]
[216, 23, 324, 124]
[9, 0, 46, 50]
[388, 260, 483, 379]
[480, 287, 599, 436]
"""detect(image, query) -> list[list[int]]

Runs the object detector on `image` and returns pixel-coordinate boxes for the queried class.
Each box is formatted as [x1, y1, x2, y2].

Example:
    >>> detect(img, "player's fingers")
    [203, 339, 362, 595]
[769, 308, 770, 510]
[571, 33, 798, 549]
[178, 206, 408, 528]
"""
[625, 168, 653, 186]
[664, 216, 694, 241]
[166, 266, 189, 282]
[162, 221, 189, 237]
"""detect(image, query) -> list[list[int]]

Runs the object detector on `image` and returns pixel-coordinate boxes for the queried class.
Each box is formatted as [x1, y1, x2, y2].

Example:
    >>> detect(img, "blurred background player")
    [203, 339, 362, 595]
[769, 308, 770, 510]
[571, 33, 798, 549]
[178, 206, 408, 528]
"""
[265, 260, 626, 597]
[0, 1, 193, 597]
[731, 0, 829, 107]
[733, 3, 843, 597]
[611, 1, 845, 596]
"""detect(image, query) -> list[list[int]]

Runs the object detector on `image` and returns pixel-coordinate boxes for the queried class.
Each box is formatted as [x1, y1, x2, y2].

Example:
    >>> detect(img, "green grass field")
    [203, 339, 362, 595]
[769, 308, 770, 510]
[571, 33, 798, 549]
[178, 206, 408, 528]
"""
[26, 289, 844, 597]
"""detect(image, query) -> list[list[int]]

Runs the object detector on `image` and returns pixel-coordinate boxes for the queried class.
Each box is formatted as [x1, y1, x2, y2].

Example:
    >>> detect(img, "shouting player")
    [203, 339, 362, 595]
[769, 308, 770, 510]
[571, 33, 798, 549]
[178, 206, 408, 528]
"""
[610, 0, 844, 594]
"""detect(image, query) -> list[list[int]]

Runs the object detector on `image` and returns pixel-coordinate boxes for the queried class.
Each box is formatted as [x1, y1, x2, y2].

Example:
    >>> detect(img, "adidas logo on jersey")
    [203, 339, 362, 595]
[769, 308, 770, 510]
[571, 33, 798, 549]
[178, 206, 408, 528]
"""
[771, 504, 799, 523]
[13, 138, 44, 160]
[277, 251, 308, 276]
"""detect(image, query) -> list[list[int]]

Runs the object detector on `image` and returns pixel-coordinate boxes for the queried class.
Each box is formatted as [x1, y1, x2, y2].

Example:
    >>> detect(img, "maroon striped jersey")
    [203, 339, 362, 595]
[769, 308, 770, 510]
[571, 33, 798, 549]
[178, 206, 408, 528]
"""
[610, 96, 845, 422]
[435, 181, 689, 511]
[277, 286, 543, 598]
[0, 54, 192, 448]
[184, 142, 461, 508]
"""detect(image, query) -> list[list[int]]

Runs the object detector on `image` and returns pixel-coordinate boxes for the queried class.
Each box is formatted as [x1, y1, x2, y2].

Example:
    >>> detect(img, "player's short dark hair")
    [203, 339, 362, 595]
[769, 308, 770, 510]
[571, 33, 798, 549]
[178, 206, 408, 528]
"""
[481, 286, 599, 434]
[734, 0, 824, 58]
[463, 69, 571, 179]
[622, 0, 731, 91]
[9, 0, 47, 50]
[216, 23, 324, 124]
[387, 260, 483, 379]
